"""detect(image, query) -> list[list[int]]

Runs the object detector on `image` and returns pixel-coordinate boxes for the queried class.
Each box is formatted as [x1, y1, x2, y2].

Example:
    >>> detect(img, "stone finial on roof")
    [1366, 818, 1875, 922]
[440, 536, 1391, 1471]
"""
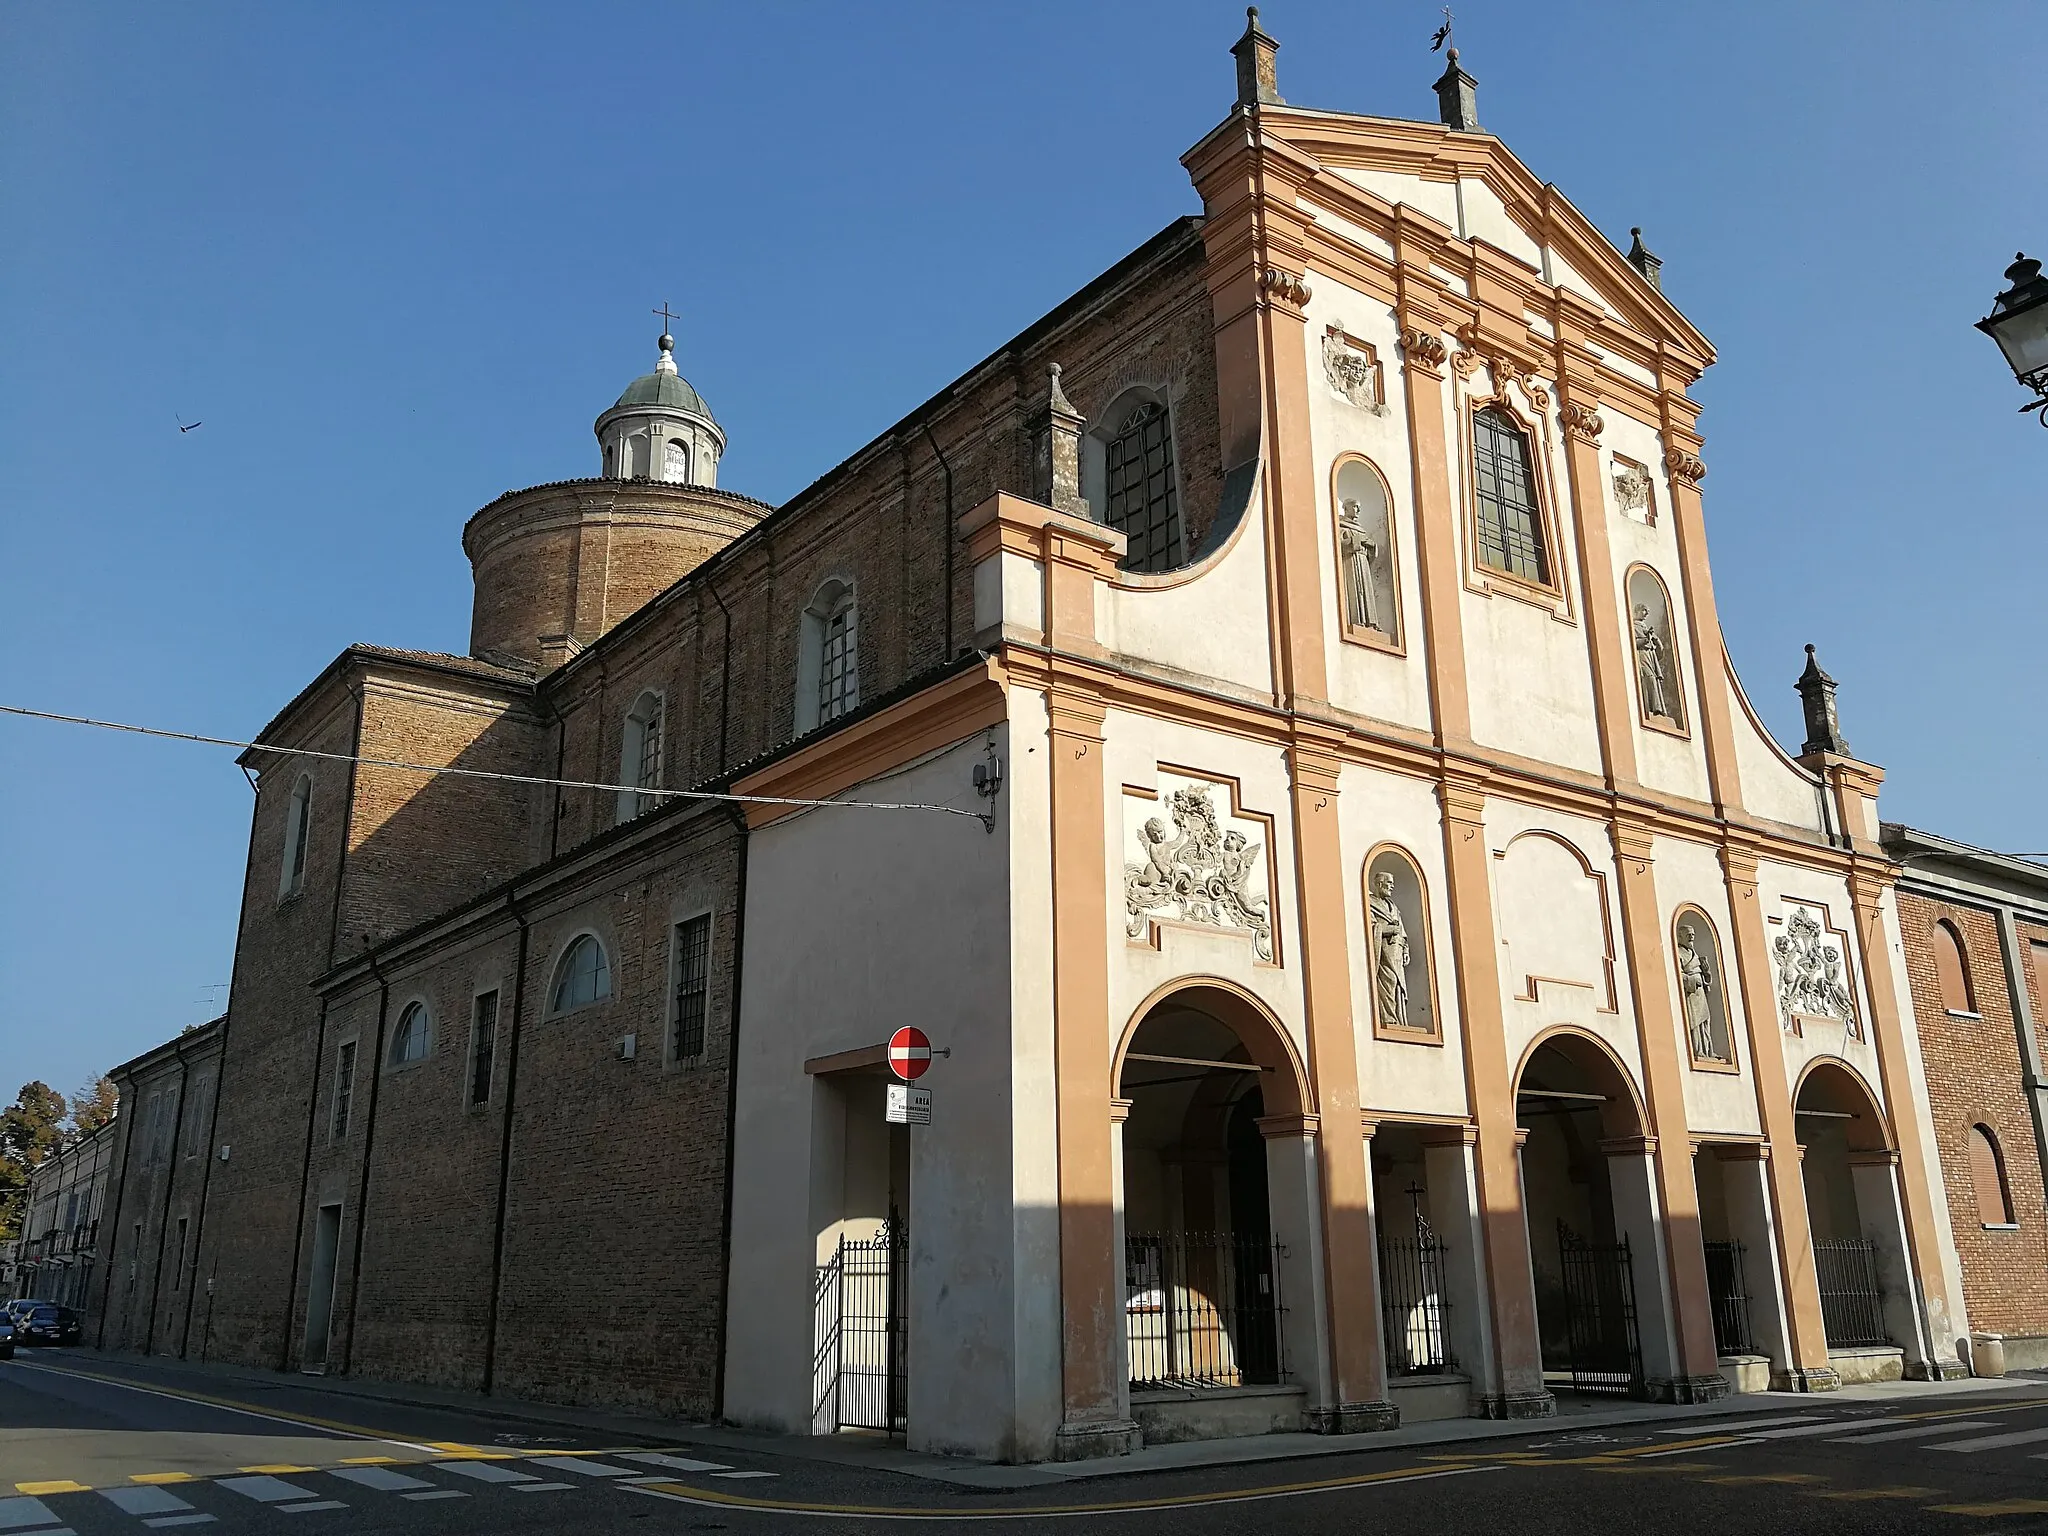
[1797, 644, 1852, 758]
[1031, 363, 1089, 518]
[1627, 228, 1663, 293]
[655, 329, 679, 376]
[1433, 46, 1479, 132]
[1233, 7, 1282, 108]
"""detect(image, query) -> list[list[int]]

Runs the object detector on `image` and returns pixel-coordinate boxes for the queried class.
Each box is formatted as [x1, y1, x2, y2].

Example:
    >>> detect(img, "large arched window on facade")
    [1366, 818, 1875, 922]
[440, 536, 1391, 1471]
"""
[279, 773, 312, 899]
[617, 690, 665, 823]
[549, 934, 613, 1015]
[1934, 919, 1978, 1014]
[1970, 1123, 2016, 1225]
[1100, 396, 1184, 573]
[1470, 405, 1548, 584]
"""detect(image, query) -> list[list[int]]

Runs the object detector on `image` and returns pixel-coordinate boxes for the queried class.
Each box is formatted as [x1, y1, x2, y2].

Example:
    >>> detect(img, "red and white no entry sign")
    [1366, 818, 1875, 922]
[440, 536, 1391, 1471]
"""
[888, 1026, 933, 1081]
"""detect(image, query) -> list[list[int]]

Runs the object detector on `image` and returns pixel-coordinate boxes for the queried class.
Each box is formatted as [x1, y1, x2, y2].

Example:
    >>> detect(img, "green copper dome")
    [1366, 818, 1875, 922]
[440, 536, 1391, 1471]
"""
[611, 333, 713, 419]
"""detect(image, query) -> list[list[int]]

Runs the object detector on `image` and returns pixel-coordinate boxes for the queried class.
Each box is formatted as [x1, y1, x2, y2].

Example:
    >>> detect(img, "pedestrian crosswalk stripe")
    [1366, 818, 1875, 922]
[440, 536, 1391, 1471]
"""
[433, 1461, 536, 1484]
[1742, 1417, 1903, 1440]
[621, 1453, 732, 1473]
[712, 1470, 778, 1480]
[329, 1467, 434, 1493]
[1828, 1420, 1997, 1443]
[216, 1474, 328, 1504]
[101, 1487, 193, 1516]
[143, 1516, 216, 1528]
[401, 1491, 467, 1502]
[1929, 1425, 2048, 1452]
[509, 1482, 576, 1492]
[1657, 1414, 1825, 1435]
[525, 1456, 637, 1477]
[0, 1495, 61, 1531]
[277, 1501, 348, 1513]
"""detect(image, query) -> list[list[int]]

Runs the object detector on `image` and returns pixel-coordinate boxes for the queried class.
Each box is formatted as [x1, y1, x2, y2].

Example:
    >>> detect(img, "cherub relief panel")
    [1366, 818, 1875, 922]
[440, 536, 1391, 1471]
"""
[1770, 901, 1860, 1036]
[1123, 772, 1276, 962]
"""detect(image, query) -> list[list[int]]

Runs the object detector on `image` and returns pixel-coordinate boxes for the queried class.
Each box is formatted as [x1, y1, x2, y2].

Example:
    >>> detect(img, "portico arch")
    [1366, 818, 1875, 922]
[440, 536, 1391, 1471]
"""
[1111, 979, 1319, 1423]
[1794, 1058, 1917, 1363]
[1514, 1027, 1677, 1397]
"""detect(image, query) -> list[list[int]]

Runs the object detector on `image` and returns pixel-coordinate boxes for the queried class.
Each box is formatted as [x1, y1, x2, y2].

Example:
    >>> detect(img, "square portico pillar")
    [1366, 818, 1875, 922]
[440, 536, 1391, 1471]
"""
[1260, 1113, 1333, 1411]
[1849, 1151, 1937, 1374]
[1422, 1126, 1497, 1402]
[1603, 1138, 1681, 1390]
[1716, 1147, 1795, 1383]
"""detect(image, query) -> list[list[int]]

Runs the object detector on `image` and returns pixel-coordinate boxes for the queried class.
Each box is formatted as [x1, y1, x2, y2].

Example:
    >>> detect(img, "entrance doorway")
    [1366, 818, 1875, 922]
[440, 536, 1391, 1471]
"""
[1516, 1034, 1652, 1397]
[1117, 994, 1291, 1393]
[809, 1072, 910, 1434]
[302, 1202, 342, 1372]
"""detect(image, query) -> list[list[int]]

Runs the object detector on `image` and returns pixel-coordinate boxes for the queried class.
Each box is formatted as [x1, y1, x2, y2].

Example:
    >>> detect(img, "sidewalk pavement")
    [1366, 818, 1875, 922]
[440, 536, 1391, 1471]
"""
[68, 1350, 2041, 1493]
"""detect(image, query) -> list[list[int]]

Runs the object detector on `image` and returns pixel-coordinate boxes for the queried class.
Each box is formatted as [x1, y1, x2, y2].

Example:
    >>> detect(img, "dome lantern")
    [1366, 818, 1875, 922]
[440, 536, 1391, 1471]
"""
[595, 325, 726, 486]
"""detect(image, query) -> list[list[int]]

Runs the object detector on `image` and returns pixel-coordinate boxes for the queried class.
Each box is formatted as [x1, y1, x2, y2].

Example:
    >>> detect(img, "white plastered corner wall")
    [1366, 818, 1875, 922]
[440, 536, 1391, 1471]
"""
[722, 727, 1056, 1462]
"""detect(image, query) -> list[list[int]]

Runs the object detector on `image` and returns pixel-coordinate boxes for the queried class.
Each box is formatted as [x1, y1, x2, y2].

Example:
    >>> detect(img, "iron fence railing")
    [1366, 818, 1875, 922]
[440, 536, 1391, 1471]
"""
[1813, 1236, 1889, 1348]
[1125, 1230, 1285, 1390]
[1378, 1216, 1455, 1375]
[811, 1220, 908, 1434]
[1703, 1239, 1755, 1356]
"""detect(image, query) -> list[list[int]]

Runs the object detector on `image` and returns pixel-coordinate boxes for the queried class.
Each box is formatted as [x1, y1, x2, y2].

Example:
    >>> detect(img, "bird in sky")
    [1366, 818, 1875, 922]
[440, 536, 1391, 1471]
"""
[177, 415, 202, 433]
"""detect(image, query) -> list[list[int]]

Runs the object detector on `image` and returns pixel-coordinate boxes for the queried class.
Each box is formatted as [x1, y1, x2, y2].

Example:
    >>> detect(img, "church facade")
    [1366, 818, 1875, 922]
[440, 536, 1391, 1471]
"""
[105, 14, 1972, 1464]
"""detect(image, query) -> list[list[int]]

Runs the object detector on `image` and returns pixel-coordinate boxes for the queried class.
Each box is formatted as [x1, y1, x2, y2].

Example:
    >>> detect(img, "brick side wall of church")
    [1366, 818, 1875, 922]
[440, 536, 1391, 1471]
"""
[1897, 891, 2048, 1338]
[280, 808, 741, 1417]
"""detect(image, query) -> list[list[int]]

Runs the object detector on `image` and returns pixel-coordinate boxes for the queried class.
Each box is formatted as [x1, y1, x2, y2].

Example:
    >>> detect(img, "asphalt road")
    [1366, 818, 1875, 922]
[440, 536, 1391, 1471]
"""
[11, 1350, 2048, 1533]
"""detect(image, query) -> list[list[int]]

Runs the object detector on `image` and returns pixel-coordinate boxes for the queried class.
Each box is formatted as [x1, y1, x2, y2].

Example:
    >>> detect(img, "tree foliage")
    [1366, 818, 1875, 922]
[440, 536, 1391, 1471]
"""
[68, 1077, 118, 1140]
[0, 1081, 68, 1240]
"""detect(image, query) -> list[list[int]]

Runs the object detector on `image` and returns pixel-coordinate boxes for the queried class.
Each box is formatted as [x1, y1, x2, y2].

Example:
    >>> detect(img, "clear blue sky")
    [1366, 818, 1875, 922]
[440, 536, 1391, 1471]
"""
[3, 2, 2041, 1098]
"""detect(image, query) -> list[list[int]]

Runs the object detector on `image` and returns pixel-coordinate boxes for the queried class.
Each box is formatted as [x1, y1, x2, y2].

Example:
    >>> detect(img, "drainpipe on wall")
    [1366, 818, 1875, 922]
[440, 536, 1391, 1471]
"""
[1995, 907, 2048, 1220]
[481, 898, 531, 1394]
[921, 422, 956, 663]
[337, 953, 391, 1376]
[710, 809, 750, 1423]
[139, 1042, 190, 1356]
[92, 1084, 134, 1353]
[179, 1022, 228, 1359]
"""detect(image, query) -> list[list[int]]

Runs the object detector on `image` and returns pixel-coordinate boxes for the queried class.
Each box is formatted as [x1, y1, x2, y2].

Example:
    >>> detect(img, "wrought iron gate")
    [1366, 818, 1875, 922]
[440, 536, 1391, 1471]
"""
[1378, 1211, 1455, 1374]
[812, 1219, 907, 1433]
[1703, 1239, 1755, 1355]
[1556, 1220, 1643, 1396]
[1813, 1236, 1888, 1348]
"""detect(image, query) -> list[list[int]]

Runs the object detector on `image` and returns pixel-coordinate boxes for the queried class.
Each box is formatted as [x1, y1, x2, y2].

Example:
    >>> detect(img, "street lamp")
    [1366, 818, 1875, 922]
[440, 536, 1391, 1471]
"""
[1976, 252, 2048, 425]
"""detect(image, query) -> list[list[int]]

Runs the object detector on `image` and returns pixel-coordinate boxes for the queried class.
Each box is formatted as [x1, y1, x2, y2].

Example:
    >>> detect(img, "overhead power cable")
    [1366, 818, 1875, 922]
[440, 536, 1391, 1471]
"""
[0, 704, 991, 827]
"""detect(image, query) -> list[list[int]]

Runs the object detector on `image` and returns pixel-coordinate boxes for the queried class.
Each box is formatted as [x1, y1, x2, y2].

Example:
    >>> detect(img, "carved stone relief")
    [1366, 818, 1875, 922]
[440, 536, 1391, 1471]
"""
[1772, 903, 1859, 1033]
[1124, 775, 1275, 962]
[1675, 912, 1734, 1064]
[1322, 326, 1385, 412]
[1367, 849, 1433, 1035]
[1625, 567, 1685, 730]
[1611, 455, 1655, 524]
[1334, 460, 1399, 645]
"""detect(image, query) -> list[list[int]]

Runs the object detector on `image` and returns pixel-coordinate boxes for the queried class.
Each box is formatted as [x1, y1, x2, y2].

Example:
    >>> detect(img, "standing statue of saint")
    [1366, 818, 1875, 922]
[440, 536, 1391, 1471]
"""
[1338, 499, 1380, 633]
[1676, 922, 1720, 1059]
[1633, 603, 1673, 720]
[1370, 868, 1412, 1028]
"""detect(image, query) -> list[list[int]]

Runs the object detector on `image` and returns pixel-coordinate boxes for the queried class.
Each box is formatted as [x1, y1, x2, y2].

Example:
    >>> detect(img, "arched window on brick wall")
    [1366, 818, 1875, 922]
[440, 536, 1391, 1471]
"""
[278, 773, 312, 900]
[1970, 1122, 2016, 1226]
[1934, 918, 1977, 1014]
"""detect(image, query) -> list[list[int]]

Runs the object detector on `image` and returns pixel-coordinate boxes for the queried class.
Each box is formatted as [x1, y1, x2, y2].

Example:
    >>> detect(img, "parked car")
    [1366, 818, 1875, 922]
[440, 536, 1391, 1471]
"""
[4, 1298, 50, 1324]
[14, 1304, 81, 1347]
[0, 1316, 14, 1359]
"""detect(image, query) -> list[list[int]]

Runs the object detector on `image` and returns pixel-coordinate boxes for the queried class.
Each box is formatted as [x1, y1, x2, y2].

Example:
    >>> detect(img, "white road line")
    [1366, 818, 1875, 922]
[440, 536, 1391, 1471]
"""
[6, 1361, 437, 1453]
[1930, 1425, 2048, 1452]
[712, 1471, 779, 1480]
[215, 1475, 328, 1504]
[1636, 1438, 1765, 1457]
[1828, 1420, 1998, 1443]
[276, 1501, 347, 1513]
[401, 1491, 469, 1502]
[144, 1517, 217, 1529]
[620, 1452, 733, 1473]
[1743, 1417, 1904, 1439]
[509, 1482, 575, 1493]
[1657, 1414, 1826, 1435]
[433, 1461, 536, 1484]
[100, 1487, 197, 1517]
[524, 1456, 637, 1477]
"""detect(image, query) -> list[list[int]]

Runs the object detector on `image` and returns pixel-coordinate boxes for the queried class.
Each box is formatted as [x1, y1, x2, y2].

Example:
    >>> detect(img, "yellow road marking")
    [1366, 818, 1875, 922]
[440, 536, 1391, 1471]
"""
[630, 1461, 1497, 1518]
[11, 1359, 425, 1445]
[1929, 1498, 2048, 1516]
[1700, 1472, 1826, 1486]
[1809, 1485, 1942, 1501]
[1612, 1434, 1746, 1455]
[16, 1481, 90, 1495]
[339, 1456, 400, 1465]
[131, 1473, 196, 1484]
[239, 1464, 314, 1474]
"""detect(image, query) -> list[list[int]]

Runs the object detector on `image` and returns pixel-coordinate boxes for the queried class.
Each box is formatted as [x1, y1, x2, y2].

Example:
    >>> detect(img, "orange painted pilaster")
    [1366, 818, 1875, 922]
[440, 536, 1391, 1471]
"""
[1437, 776, 1551, 1414]
[1720, 841, 1836, 1387]
[1395, 287, 1472, 745]
[1610, 821, 1727, 1396]
[1847, 868, 1966, 1375]
[1661, 434, 1744, 818]
[1290, 740, 1394, 1428]
[1553, 380, 1638, 789]
[1045, 682, 1126, 1440]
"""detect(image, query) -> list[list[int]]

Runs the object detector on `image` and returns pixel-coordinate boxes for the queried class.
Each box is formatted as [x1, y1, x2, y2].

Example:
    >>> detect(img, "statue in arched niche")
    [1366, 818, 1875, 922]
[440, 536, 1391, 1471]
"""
[1371, 868, 1412, 1028]
[1365, 849, 1435, 1036]
[1626, 567, 1685, 729]
[1339, 499, 1381, 633]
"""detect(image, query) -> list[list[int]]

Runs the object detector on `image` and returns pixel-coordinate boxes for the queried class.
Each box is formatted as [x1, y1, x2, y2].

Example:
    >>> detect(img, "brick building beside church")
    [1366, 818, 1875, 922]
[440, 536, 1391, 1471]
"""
[81, 14, 1984, 1464]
